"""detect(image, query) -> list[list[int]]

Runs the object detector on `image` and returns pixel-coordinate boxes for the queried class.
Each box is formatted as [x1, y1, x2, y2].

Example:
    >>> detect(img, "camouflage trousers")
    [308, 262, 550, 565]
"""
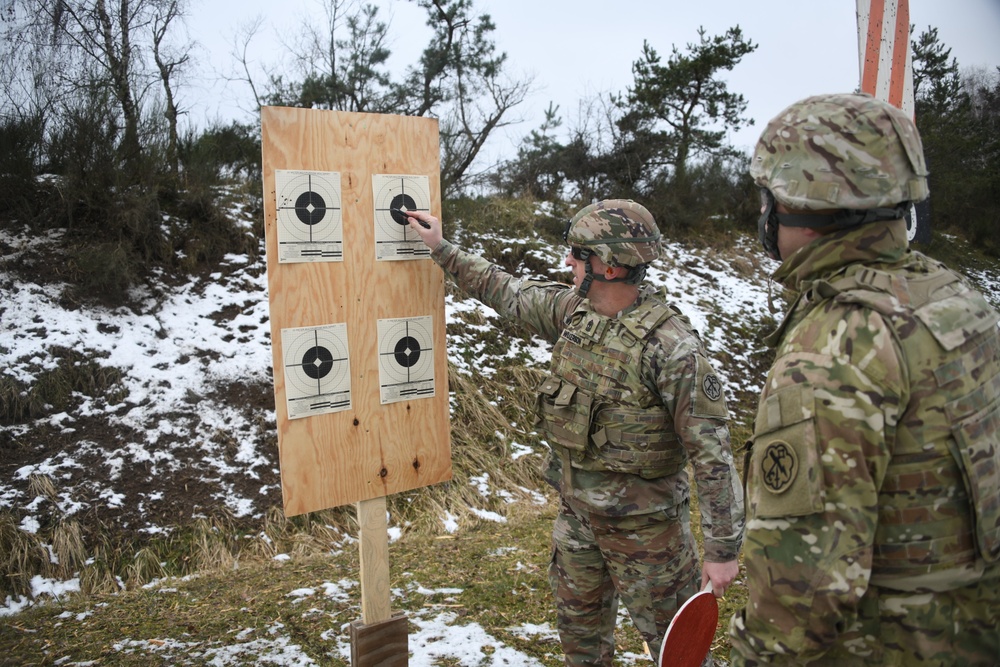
[730, 573, 1000, 666]
[874, 578, 1000, 666]
[548, 496, 703, 666]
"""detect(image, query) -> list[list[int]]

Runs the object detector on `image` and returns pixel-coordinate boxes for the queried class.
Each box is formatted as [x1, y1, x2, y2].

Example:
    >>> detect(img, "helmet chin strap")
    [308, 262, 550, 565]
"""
[575, 250, 617, 298]
[577, 264, 595, 298]
[578, 263, 646, 297]
[623, 264, 647, 285]
[776, 205, 910, 231]
[574, 247, 596, 298]
[759, 188, 909, 261]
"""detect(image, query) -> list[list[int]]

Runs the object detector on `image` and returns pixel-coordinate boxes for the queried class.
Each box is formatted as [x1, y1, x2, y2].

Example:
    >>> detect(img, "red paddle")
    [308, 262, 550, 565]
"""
[658, 582, 718, 667]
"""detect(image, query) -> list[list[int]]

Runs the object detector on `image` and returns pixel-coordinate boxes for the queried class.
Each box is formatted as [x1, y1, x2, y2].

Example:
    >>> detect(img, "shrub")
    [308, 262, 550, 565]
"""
[179, 121, 262, 186]
[0, 112, 46, 223]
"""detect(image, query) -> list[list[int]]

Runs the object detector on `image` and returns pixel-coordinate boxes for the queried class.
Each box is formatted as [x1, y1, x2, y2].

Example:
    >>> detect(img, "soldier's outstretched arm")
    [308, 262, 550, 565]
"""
[405, 209, 579, 341]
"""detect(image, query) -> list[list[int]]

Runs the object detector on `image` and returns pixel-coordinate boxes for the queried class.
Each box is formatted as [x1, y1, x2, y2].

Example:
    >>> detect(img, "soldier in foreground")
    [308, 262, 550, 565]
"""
[729, 93, 1000, 665]
[405, 200, 744, 665]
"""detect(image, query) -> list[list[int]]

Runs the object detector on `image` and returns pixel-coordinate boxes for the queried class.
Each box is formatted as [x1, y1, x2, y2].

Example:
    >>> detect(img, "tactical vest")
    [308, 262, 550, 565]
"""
[805, 256, 1000, 590]
[535, 296, 688, 480]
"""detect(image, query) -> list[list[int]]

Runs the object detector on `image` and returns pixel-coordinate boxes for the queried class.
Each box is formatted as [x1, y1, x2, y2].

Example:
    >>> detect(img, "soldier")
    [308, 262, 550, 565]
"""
[729, 92, 1000, 666]
[404, 200, 743, 665]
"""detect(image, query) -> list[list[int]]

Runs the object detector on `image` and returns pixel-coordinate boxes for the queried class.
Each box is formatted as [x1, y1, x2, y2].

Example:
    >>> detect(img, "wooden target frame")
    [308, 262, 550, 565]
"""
[261, 106, 452, 517]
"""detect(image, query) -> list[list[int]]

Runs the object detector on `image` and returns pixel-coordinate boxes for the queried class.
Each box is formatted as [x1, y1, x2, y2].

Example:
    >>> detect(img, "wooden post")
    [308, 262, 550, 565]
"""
[350, 613, 408, 667]
[350, 496, 408, 666]
[358, 497, 392, 624]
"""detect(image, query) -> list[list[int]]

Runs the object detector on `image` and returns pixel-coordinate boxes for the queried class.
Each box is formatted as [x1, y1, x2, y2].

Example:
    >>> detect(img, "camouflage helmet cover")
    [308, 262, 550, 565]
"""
[565, 199, 661, 268]
[750, 92, 929, 211]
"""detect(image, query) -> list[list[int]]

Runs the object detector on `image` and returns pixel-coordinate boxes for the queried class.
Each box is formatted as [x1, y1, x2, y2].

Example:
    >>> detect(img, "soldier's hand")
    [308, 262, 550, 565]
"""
[702, 559, 739, 597]
[405, 210, 443, 250]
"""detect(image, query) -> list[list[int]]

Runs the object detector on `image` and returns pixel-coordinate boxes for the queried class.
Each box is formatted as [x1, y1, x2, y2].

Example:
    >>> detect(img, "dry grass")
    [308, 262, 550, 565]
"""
[0, 353, 752, 663]
[0, 511, 52, 596]
[51, 518, 87, 574]
[0, 356, 556, 593]
[0, 347, 125, 423]
[0, 478, 750, 666]
[0, 501, 587, 666]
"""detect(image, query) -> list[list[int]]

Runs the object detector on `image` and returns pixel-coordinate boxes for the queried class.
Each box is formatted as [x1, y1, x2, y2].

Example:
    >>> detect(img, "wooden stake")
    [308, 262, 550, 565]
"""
[358, 496, 392, 624]
[353, 497, 408, 665]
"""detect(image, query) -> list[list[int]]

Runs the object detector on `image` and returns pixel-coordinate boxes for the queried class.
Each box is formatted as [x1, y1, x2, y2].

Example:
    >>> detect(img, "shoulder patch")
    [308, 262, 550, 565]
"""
[703, 373, 723, 401]
[692, 355, 729, 419]
[748, 383, 824, 518]
[761, 441, 797, 494]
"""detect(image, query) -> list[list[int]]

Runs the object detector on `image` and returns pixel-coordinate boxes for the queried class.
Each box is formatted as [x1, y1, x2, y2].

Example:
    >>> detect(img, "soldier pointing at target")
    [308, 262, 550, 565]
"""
[406, 200, 744, 665]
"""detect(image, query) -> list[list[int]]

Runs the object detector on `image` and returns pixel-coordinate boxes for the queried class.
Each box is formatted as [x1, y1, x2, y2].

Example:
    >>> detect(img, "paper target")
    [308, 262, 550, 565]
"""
[275, 170, 344, 263]
[280, 323, 352, 419]
[377, 316, 435, 404]
[372, 174, 431, 261]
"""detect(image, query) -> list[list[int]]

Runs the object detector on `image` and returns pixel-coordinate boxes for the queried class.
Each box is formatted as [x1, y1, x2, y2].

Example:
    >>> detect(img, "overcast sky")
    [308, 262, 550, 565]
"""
[185, 0, 1000, 163]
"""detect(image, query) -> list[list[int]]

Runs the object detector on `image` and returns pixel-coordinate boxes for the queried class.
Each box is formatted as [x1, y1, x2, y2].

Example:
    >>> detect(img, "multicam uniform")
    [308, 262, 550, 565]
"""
[728, 219, 1000, 666]
[431, 238, 744, 664]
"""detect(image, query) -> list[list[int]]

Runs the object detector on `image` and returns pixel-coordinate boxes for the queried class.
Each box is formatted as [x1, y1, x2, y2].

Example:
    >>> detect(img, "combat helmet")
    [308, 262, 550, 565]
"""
[563, 199, 661, 297]
[750, 92, 929, 259]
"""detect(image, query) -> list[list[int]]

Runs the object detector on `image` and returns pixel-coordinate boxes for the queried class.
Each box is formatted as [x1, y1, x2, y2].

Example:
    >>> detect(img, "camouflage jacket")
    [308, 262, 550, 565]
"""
[431, 239, 744, 563]
[729, 219, 1000, 665]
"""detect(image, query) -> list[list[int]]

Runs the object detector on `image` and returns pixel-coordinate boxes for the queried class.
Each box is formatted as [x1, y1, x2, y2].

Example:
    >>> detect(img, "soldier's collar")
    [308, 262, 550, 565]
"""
[773, 218, 909, 292]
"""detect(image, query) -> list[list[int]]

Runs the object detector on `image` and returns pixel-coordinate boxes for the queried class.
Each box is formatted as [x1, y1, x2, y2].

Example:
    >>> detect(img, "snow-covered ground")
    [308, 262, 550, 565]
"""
[7, 199, 995, 664]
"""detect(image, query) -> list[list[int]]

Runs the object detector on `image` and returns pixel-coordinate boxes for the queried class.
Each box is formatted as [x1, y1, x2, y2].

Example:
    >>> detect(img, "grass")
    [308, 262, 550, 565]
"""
[0, 503, 543, 665]
[0, 346, 126, 424]
[0, 409, 753, 666]
[0, 356, 755, 664]
[5, 512, 747, 665]
[0, 494, 752, 666]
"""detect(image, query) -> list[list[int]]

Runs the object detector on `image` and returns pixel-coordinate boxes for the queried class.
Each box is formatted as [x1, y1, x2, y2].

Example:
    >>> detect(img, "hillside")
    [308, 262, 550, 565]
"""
[2, 192, 999, 665]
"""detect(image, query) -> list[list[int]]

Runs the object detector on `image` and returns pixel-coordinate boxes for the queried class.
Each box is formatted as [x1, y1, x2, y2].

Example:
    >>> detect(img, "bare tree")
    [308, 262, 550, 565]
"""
[1, 0, 87, 121]
[439, 71, 530, 194]
[227, 16, 267, 112]
[252, 0, 532, 196]
[285, 0, 396, 112]
[152, 0, 190, 176]
[413, 0, 529, 194]
[60, 0, 151, 162]
[6, 0, 189, 172]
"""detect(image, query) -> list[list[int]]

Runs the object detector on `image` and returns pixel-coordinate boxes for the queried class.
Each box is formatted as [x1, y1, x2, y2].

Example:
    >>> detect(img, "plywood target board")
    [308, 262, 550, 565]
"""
[261, 107, 452, 516]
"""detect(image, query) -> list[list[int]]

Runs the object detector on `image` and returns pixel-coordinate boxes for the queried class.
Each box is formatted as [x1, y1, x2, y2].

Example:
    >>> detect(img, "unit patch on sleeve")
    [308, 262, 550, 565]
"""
[692, 355, 729, 418]
[761, 441, 797, 494]
[703, 374, 722, 401]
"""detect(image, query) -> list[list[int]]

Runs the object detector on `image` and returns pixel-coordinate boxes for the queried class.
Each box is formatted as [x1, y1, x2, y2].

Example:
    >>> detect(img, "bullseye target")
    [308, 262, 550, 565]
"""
[280, 323, 352, 418]
[275, 170, 343, 263]
[372, 174, 431, 261]
[377, 316, 435, 404]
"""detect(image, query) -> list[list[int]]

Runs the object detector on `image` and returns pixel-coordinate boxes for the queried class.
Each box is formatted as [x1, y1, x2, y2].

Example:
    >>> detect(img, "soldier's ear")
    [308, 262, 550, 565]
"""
[603, 265, 629, 280]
